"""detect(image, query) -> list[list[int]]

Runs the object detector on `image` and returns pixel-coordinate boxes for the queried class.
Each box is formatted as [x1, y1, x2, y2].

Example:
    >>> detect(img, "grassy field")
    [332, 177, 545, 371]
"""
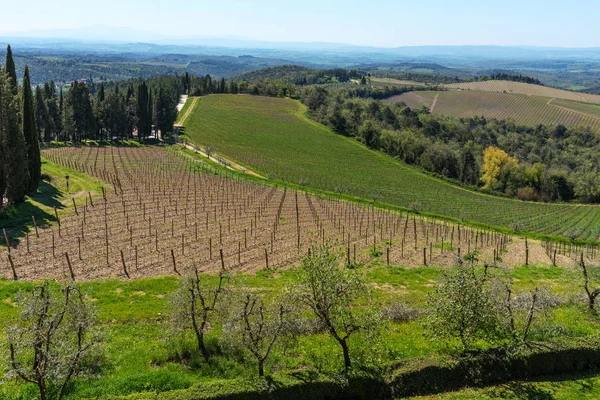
[1, 259, 599, 399]
[182, 94, 600, 241]
[386, 90, 600, 132]
[0, 158, 107, 242]
[443, 80, 600, 104]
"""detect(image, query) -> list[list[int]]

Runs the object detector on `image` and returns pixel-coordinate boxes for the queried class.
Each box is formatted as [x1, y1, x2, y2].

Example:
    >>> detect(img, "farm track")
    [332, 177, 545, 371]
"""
[3, 146, 592, 283]
[178, 97, 198, 125]
[430, 94, 439, 112]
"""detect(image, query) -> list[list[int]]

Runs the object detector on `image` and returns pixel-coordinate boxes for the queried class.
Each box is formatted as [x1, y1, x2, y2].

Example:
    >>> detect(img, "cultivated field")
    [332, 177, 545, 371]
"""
[369, 77, 429, 87]
[387, 90, 600, 131]
[443, 80, 600, 104]
[3, 145, 557, 282]
[182, 94, 600, 241]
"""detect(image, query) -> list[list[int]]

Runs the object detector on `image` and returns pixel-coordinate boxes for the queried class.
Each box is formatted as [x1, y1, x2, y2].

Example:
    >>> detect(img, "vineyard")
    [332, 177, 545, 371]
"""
[443, 80, 600, 104]
[3, 145, 595, 282]
[387, 90, 600, 132]
[182, 95, 600, 241]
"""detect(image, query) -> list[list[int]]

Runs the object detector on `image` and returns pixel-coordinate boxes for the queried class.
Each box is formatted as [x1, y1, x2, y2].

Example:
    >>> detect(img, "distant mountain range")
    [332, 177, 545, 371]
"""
[2, 25, 600, 66]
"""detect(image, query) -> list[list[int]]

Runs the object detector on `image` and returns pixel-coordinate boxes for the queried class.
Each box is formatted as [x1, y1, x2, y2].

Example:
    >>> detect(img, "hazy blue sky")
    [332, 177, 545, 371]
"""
[1, 0, 599, 47]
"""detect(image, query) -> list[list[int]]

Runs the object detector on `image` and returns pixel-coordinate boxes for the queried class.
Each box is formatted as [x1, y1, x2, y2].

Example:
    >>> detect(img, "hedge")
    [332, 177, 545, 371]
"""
[389, 338, 600, 397]
[93, 374, 390, 400]
[96, 339, 600, 400]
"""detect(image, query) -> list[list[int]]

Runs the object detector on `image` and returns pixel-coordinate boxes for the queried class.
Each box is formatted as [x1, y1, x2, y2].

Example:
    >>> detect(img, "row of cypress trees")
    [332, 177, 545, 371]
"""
[0, 45, 41, 207]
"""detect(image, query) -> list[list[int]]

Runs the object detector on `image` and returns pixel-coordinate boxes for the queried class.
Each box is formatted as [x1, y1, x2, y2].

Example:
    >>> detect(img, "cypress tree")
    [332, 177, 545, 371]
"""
[58, 88, 64, 141]
[148, 90, 153, 138]
[0, 70, 6, 207]
[136, 82, 150, 139]
[0, 70, 29, 203]
[5, 45, 17, 93]
[22, 65, 40, 192]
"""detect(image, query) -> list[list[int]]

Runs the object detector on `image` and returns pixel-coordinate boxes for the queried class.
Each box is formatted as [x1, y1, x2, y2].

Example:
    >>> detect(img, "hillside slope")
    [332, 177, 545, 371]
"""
[386, 90, 600, 131]
[443, 80, 600, 104]
[183, 94, 600, 241]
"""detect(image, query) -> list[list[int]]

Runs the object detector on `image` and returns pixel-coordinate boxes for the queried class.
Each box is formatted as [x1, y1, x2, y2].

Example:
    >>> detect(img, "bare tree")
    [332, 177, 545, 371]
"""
[222, 292, 295, 377]
[294, 246, 378, 372]
[580, 254, 600, 311]
[169, 264, 229, 363]
[6, 282, 100, 400]
[491, 278, 556, 345]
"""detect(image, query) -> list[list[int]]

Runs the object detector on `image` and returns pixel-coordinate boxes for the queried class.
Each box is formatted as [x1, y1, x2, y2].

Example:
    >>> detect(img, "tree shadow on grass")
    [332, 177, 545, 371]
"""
[489, 382, 555, 400]
[0, 180, 64, 247]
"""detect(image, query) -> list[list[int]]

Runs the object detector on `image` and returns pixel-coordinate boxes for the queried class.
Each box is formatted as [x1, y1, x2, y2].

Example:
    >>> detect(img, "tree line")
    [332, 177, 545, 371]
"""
[34, 75, 179, 143]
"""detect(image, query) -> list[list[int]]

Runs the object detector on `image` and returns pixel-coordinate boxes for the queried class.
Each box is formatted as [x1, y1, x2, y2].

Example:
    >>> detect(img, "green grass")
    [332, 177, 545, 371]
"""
[182, 94, 600, 242]
[413, 371, 600, 399]
[0, 260, 598, 399]
[0, 158, 108, 244]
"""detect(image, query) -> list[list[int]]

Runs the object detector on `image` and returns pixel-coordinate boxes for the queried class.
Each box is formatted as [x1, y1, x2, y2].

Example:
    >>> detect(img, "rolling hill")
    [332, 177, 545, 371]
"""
[386, 89, 600, 132]
[443, 80, 600, 104]
[182, 94, 600, 241]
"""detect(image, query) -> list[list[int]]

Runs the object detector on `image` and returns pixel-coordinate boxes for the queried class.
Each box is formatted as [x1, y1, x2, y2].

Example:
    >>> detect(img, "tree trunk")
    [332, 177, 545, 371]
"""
[194, 328, 209, 363]
[38, 381, 47, 400]
[341, 340, 351, 373]
[589, 295, 595, 310]
[258, 359, 265, 377]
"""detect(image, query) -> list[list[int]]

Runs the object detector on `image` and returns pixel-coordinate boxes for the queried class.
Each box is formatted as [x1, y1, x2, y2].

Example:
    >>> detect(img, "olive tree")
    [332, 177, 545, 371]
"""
[426, 264, 500, 351]
[489, 276, 557, 346]
[6, 282, 101, 400]
[169, 264, 229, 363]
[221, 291, 295, 377]
[294, 246, 379, 372]
[579, 255, 600, 311]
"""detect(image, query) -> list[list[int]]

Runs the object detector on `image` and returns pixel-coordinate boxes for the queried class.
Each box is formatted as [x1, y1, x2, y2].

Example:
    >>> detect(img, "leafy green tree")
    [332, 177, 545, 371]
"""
[63, 81, 95, 142]
[136, 82, 151, 139]
[5, 45, 18, 93]
[426, 264, 500, 350]
[6, 282, 102, 400]
[36, 86, 52, 141]
[22, 66, 41, 192]
[154, 86, 177, 137]
[0, 70, 29, 203]
[0, 69, 7, 207]
[102, 87, 128, 139]
[169, 265, 229, 363]
[222, 291, 296, 377]
[294, 246, 379, 372]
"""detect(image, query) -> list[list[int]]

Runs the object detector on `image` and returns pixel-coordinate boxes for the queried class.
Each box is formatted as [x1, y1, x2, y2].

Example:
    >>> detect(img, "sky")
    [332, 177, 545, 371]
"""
[1, 0, 599, 48]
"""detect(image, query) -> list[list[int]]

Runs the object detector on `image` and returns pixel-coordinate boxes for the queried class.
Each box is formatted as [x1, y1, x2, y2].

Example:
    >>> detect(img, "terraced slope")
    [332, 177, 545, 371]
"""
[183, 94, 600, 241]
[387, 90, 600, 131]
[443, 80, 600, 104]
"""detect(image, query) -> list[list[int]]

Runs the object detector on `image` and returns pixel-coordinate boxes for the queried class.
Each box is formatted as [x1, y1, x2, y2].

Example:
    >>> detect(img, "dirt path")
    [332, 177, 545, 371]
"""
[178, 97, 198, 125]
[175, 96, 265, 179]
[430, 94, 439, 113]
[181, 142, 265, 179]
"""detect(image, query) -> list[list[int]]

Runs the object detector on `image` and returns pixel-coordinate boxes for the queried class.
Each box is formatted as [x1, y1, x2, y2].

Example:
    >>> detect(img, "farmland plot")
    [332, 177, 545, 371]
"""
[443, 80, 600, 104]
[389, 90, 600, 132]
[183, 95, 600, 241]
[3, 146, 589, 282]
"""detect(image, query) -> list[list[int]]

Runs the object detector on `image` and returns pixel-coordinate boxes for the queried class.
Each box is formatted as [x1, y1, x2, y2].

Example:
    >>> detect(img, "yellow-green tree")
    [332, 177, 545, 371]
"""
[481, 146, 518, 189]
